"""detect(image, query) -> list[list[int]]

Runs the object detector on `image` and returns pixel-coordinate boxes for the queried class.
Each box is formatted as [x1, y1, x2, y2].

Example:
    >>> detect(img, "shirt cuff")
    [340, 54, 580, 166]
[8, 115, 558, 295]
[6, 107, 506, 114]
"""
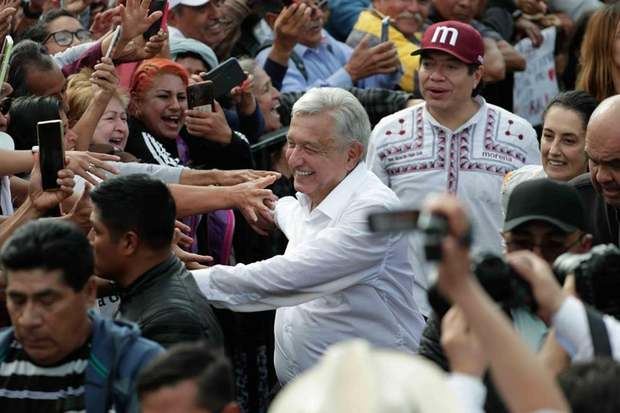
[326, 67, 353, 88]
[552, 296, 590, 359]
[447, 373, 487, 412]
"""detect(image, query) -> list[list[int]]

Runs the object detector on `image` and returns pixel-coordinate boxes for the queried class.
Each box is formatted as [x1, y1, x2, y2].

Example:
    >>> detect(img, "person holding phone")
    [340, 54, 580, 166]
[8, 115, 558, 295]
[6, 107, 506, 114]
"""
[347, 0, 431, 93]
[256, 0, 402, 93]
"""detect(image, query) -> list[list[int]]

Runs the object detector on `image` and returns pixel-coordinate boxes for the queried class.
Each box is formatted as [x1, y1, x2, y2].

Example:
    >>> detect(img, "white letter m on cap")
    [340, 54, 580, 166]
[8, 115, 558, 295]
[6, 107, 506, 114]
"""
[431, 26, 459, 46]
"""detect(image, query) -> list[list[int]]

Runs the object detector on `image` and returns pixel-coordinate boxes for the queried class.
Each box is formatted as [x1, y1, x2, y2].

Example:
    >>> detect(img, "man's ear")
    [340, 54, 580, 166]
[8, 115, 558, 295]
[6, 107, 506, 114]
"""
[119, 231, 140, 256]
[346, 141, 364, 170]
[82, 276, 98, 305]
[265, 11, 279, 28]
[579, 233, 593, 253]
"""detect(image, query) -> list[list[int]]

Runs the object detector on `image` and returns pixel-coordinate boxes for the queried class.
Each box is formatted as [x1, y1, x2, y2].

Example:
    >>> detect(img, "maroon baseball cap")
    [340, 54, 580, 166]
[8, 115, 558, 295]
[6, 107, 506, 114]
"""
[412, 20, 484, 65]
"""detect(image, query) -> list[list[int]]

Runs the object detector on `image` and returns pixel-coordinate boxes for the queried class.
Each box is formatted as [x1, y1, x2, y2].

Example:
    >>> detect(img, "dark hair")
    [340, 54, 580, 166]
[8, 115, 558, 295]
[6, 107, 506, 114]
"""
[20, 9, 77, 44]
[542, 90, 598, 130]
[8, 40, 56, 98]
[174, 51, 212, 71]
[90, 174, 176, 250]
[7, 95, 62, 150]
[0, 220, 94, 291]
[252, 0, 287, 17]
[467, 64, 483, 97]
[558, 358, 620, 413]
[137, 342, 235, 412]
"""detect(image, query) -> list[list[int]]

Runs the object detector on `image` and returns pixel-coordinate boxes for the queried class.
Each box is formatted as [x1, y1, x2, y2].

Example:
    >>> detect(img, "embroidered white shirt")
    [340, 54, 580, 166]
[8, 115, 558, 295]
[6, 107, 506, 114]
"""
[192, 163, 425, 383]
[367, 98, 541, 315]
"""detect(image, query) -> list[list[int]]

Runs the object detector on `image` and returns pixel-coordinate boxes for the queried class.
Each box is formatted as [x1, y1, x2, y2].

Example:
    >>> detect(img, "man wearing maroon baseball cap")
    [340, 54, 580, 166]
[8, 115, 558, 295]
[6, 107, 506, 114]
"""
[365, 20, 541, 316]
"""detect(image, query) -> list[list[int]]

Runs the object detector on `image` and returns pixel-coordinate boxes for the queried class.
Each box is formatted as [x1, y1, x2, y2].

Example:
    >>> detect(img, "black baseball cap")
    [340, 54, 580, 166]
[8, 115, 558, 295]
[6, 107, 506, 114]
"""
[503, 179, 586, 233]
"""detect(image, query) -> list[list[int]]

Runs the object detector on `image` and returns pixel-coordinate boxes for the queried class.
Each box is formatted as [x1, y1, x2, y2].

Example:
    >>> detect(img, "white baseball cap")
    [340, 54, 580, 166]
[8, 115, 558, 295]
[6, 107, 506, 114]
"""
[168, 0, 209, 9]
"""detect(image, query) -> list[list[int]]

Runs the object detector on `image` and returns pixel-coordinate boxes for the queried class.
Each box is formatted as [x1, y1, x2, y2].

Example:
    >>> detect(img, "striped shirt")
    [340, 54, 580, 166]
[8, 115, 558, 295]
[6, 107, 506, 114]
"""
[0, 338, 90, 412]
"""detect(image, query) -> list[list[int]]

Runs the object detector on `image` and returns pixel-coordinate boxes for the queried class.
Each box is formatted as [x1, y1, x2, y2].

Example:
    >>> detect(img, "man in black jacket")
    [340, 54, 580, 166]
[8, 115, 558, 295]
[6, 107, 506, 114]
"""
[89, 174, 224, 349]
[572, 95, 620, 246]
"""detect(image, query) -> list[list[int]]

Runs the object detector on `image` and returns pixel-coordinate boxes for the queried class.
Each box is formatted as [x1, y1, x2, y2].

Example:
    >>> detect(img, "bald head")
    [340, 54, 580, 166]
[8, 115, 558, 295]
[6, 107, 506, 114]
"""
[586, 95, 620, 207]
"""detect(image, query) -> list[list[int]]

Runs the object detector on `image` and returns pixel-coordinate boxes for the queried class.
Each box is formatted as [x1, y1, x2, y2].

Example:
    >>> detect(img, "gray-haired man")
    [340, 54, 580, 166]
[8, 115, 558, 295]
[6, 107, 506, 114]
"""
[192, 87, 425, 384]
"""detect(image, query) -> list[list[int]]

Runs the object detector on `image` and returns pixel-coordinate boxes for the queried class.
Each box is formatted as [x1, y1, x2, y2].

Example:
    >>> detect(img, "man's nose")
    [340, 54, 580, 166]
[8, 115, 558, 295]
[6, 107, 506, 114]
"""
[18, 303, 43, 329]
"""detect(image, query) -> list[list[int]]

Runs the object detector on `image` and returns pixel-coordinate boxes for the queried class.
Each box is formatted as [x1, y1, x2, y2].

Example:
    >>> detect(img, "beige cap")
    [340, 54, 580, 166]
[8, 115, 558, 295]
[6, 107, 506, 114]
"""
[269, 340, 462, 413]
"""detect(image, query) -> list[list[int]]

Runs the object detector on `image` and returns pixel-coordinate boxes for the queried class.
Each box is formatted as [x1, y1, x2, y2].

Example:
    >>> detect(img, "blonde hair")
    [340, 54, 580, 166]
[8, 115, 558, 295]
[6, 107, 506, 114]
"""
[576, 3, 620, 102]
[65, 68, 129, 126]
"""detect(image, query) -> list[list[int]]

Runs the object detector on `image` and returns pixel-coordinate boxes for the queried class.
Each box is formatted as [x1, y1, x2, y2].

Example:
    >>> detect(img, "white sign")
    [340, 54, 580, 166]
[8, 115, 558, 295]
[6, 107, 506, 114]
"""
[513, 27, 559, 126]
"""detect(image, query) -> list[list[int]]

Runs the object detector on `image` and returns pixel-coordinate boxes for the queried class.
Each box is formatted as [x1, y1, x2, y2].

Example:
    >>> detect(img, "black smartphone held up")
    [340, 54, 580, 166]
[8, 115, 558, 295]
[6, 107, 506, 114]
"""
[367, 210, 421, 233]
[187, 80, 214, 112]
[143, 0, 167, 41]
[380, 17, 390, 43]
[37, 120, 66, 191]
[201, 57, 248, 99]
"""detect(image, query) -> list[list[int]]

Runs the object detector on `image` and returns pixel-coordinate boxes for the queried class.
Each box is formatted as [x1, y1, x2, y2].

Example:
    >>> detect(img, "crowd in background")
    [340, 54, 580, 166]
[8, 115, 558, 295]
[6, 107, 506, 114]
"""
[0, 0, 619, 411]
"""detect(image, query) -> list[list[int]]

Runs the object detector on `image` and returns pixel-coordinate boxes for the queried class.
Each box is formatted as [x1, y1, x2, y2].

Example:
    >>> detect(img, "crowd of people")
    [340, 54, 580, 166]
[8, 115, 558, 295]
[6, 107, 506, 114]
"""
[0, 0, 619, 411]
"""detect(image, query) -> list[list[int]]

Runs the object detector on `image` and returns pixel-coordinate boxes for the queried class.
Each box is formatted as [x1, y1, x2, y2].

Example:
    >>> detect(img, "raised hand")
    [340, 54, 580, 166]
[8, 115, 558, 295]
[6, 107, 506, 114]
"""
[65, 151, 120, 185]
[90, 56, 119, 96]
[269, 2, 313, 65]
[345, 35, 400, 82]
[230, 175, 278, 225]
[29, 153, 75, 214]
[184, 100, 232, 144]
[90, 6, 122, 40]
[213, 169, 281, 186]
[119, 0, 162, 43]
[64, 182, 93, 233]
[441, 305, 488, 377]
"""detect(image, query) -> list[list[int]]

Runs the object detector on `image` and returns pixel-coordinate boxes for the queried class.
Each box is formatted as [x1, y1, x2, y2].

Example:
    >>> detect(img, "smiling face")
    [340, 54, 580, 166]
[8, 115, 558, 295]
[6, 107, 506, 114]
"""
[374, 0, 430, 37]
[294, 0, 327, 48]
[253, 67, 281, 132]
[5, 268, 93, 366]
[541, 105, 588, 181]
[418, 51, 480, 114]
[286, 112, 362, 209]
[93, 98, 129, 150]
[171, 1, 226, 48]
[136, 73, 187, 140]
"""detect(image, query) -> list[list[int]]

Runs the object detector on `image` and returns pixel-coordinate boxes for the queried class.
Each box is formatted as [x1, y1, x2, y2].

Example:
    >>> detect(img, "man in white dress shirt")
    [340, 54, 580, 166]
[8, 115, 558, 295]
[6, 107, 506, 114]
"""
[192, 87, 425, 384]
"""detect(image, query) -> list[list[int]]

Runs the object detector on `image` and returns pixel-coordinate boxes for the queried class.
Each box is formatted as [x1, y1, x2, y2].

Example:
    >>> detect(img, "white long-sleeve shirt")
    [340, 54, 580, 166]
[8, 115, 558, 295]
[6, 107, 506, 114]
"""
[192, 163, 425, 383]
[553, 296, 620, 361]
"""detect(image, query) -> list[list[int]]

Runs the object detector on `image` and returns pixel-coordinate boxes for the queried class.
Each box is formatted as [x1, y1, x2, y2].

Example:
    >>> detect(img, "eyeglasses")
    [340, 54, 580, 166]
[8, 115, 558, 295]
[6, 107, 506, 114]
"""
[505, 234, 584, 263]
[44, 29, 92, 47]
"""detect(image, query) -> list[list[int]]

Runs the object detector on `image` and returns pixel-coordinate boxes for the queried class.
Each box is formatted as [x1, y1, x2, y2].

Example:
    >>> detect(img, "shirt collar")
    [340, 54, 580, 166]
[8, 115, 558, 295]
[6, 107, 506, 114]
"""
[296, 162, 367, 220]
[423, 96, 487, 133]
[294, 29, 330, 56]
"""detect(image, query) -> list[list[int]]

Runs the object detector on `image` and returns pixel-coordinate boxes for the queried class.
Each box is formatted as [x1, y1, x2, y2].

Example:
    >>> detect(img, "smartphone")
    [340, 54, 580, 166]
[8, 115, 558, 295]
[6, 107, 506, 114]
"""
[143, 0, 168, 41]
[367, 210, 420, 233]
[381, 17, 390, 43]
[201, 57, 248, 100]
[187, 80, 214, 112]
[37, 120, 66, 191]
[0, 35, 13, 87]
[104, 25, 121, 59]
